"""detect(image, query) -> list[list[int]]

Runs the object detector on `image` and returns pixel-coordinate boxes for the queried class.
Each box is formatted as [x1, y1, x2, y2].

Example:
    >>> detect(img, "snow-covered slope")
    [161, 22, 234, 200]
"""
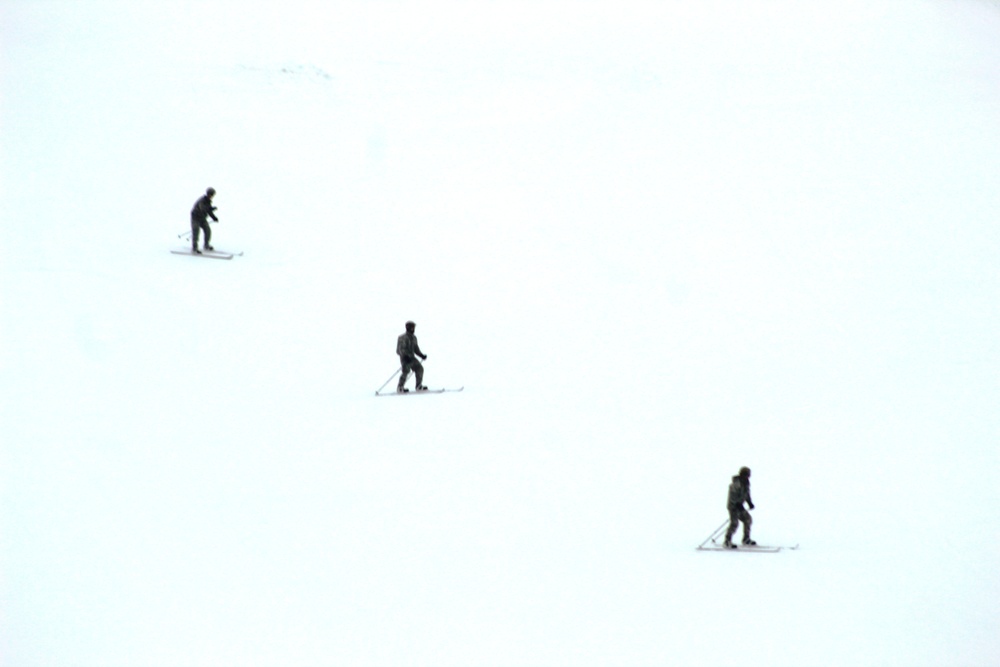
[2, 1, 999, 665]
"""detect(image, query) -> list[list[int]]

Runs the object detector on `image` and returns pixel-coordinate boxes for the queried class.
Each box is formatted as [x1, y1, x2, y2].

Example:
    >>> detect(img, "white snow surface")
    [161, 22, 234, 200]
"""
[2, 1, 1000, 665]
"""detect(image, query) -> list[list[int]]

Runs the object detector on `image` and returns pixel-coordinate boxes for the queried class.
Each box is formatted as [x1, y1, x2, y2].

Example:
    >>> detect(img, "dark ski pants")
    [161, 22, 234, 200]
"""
[725, 505, 752, 544]
[191, 218, 212, 250]
[398, 357, 424, 389]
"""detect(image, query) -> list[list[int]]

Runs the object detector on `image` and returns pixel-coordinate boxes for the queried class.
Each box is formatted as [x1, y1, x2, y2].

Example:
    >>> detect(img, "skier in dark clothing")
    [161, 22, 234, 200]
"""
[396, 321, 428, 393]
[190, 187, 218, 253]
[724, 466, 756, 548]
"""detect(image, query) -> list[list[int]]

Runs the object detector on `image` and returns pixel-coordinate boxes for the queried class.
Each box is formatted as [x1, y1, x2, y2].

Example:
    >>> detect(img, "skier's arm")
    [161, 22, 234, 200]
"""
[195, 197, 219, 222]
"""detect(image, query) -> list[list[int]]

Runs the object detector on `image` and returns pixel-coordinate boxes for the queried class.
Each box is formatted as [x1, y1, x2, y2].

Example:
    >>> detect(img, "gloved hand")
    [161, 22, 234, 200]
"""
[748, 502, 755, 510]
[420, 354, 427, 360]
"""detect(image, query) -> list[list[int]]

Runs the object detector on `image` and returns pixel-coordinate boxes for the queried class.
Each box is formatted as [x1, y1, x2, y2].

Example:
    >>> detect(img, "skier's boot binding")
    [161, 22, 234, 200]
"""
[397, 386, 409, 393]
[205, 245, 214, 251]
[416, 385, 428, 391]
[723, 540, 736, 549]
[742, 538, 757, 546]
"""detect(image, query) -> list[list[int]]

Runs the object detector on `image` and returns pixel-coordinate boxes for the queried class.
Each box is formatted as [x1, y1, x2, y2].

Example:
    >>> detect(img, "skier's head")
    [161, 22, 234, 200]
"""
[405, 321, 416, 332]
[739, 466, 751, 479]
[206, 187, 216, 198]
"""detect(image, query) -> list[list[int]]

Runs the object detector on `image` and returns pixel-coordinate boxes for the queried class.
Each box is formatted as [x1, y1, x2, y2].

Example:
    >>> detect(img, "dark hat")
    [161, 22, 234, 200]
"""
[739, 466, 751, 477]
[206, 187, 216, 196]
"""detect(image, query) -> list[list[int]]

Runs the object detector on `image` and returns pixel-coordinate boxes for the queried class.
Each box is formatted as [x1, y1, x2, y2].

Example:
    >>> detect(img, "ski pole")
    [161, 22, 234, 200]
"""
[698, 519, 730, 549]
[709, 518, 729, 543]
[375, 367, 402, 395]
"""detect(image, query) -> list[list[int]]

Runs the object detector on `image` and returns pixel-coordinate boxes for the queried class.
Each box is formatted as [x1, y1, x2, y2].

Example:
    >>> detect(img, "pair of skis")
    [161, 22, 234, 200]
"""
[173, 228, 241, 260]
[373, 366, 463, 397]
[375, 387, 464, 397]
[697, 519, 798, 553]
[171, 248, 243, 260]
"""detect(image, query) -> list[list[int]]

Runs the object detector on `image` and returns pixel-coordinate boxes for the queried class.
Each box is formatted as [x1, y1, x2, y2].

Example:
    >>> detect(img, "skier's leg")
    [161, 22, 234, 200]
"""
[201, 221, 212, 249]
[741, 508, 753, 543]
[724, 508, 739, 546]
[191, 219, 200, 251]
[397, 360, 410, 390]
[413, 359, 424, 388]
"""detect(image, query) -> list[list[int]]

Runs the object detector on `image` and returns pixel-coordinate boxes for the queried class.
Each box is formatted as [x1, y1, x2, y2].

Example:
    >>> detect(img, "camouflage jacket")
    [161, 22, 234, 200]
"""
[191, 195, 218, 223]
[396, 332, 424, 361]
[727, 475, 753, 510]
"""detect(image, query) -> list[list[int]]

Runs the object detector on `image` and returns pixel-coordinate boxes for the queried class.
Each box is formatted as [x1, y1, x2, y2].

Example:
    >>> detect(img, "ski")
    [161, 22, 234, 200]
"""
[697, 543, 798, 553]
[375, 387, 464, 397]
[697, 545, 781, 553]
[171, 249, 234, 260]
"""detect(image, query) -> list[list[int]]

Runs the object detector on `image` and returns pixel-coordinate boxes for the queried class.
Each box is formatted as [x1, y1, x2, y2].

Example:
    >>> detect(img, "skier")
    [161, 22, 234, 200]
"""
[724, 466, 756, 548]
[396, 321, 428, 393]
[190, 187, 218, 254]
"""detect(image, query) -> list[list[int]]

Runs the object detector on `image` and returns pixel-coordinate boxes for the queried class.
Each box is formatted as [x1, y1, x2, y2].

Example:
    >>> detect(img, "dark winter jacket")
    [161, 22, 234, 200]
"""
[191, 195, 218, 223]
[727, 475, 753, 510]
[396, 332, 424, 362]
